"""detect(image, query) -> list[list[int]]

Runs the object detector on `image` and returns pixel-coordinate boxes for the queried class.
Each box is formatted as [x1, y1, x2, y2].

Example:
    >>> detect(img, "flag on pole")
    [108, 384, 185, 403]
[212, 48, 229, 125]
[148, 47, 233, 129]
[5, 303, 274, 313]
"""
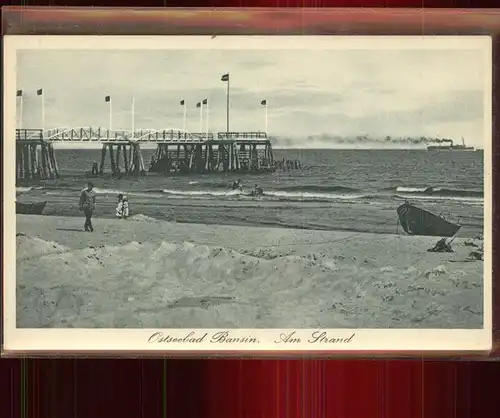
[17, 89, 24, 129]
[181, 99, 187, 131]
[203, 99, 209, 135]
[222, 73, 230, 132]
[37, 89, 45, 131]
[261, 100, 267, 106]
[105, 95, 111, 102]
[196, 102, 201, 108]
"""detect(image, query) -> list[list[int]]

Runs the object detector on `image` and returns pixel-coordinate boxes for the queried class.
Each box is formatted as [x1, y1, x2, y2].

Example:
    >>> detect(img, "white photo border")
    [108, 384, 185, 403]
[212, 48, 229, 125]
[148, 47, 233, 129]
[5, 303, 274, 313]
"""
[2, 35, 493, 354]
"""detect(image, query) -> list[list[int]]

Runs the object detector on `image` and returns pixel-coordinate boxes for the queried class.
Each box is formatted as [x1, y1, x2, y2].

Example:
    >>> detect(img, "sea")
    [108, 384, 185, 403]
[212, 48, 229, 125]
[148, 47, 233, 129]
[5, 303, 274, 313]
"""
[16, 148, 485, 238]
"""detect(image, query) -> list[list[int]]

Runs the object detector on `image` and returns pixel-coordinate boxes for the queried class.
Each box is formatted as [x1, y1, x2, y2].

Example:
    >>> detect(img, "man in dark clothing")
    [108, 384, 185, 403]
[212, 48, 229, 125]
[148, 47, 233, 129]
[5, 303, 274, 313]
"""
[79, 182, 96, 232]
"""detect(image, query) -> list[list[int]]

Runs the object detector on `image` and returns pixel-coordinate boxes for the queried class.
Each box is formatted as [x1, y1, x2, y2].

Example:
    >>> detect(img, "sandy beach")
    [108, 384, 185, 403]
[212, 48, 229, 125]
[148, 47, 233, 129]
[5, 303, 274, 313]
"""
[16, 214, 483, 329]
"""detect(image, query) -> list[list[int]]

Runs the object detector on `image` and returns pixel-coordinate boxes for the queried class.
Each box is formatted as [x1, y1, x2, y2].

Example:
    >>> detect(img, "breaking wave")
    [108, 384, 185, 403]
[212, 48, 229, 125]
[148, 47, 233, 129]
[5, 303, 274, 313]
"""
[394, 186, 483, 198]
[16, 187, 33, 193]
[278, 185, 361, 194]
[16, 182, 484, 204]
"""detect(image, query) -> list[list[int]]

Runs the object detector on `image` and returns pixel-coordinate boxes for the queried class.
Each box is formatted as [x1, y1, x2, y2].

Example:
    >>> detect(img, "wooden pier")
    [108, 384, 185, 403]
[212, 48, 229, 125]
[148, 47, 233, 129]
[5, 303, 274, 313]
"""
[16, 129, 60, 181]
[98, 142, 147, 177]
[15, 128, 277, 181]
[149, 132, 275, 174]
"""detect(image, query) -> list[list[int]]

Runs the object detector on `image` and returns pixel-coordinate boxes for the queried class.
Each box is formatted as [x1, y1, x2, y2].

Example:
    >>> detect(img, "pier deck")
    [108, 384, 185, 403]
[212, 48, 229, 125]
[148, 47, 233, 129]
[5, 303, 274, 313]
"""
[16, 128, 267, 142]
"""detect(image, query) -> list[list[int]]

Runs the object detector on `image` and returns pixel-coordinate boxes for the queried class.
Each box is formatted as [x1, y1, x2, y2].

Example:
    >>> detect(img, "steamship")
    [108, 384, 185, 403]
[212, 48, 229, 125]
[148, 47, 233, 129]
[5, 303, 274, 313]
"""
[427, 137, 475, 151]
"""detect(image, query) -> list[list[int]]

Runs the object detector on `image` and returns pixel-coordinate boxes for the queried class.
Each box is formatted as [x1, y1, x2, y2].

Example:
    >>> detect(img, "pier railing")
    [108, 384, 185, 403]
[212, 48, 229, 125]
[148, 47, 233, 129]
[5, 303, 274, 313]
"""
[16, 128, 270, 143]
[45, 127, 132, 142]
[217, 132, 267, 140]
[134, 129, 209, 142]
[16, 129, 44, 141]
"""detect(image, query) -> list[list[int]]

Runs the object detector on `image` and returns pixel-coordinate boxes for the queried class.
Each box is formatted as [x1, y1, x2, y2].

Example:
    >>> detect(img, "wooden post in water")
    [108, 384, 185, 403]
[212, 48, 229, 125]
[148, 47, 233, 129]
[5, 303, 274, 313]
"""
[194, 144, 203, 173]
[29, 145, 36, 179]
[36, 148, 43, 178]
[99, 144, 107, 175]
[129, 143, 144, 176]
[128, 145, 133, 173]
[16, 143, 23, 180]
[116, 145, 122, 174]
[109, 145, 116, 176]
[251, 144, 258, 171]
[204, 144, 210, 171]
[164, 144, 171, 173]
[123, 144, 129, 174]
[234, 143, 240, 171]
[130, 143, 137, 176]
[137, 145, 145, 175]
[40, 143, 48, 179]
[46, 143, 54, 179]
[22, 145, 30, 180]
[47, 143, 59, 178]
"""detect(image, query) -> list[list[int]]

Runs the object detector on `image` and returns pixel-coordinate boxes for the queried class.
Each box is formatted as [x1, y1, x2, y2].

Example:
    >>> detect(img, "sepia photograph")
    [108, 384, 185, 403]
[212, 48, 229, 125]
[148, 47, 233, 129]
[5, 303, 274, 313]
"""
[3, 35, 492, 352]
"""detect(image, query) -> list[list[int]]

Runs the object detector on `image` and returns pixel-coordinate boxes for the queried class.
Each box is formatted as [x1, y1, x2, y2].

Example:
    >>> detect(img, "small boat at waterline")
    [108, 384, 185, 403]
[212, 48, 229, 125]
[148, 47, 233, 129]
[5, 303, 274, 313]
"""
[16, 201, 47, 215]
[397, 202, 461, 237]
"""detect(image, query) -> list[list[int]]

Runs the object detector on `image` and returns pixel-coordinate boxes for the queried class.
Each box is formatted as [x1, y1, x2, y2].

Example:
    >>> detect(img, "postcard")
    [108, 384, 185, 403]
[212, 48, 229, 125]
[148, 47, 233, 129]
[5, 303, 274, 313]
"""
[3, 35, 492, 353]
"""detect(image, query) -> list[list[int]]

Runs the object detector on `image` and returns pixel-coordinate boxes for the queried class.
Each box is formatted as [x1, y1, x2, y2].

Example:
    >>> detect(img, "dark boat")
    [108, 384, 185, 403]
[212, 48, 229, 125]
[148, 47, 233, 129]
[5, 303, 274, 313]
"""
[16, 201, 47, 215]
[397, 202, 461, 237]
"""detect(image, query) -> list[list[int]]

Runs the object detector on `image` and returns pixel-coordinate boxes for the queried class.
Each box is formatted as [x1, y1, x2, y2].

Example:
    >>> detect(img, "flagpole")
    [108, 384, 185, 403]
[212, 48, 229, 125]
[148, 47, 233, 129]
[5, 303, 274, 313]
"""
[18, 95, 23, 129]
[183, 102, 187, 132]
[109, 99, 113, 131]
[206, 101, 209, 136]
[41, 93, 45, 133]
[226, 77, 230, 133]
[131, 95, 135, 138]
[199, 102, 203, 133]
[265, 103, 268, 134]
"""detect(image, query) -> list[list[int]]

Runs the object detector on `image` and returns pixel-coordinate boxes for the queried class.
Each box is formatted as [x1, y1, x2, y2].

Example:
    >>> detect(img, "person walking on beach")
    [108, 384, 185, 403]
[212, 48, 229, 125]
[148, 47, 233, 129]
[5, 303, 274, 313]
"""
[79, 182, 96, 232]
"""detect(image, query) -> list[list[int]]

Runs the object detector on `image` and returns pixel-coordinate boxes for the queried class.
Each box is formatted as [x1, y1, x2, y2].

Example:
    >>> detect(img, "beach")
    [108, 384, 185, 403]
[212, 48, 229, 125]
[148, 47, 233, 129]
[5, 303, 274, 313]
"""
[16, 214, 483, 329]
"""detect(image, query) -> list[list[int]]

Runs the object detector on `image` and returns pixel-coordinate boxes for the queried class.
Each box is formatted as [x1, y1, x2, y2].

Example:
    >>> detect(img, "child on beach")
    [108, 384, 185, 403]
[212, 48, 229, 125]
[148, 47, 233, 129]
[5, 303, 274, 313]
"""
[79, 182, 96, 232]
[116, 194, 129, 219]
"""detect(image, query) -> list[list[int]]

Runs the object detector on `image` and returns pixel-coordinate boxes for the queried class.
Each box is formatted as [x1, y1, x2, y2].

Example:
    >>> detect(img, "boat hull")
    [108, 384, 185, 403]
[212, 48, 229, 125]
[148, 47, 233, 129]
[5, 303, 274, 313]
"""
[16, 201, 47, 215]
[397, 202, 460, 237]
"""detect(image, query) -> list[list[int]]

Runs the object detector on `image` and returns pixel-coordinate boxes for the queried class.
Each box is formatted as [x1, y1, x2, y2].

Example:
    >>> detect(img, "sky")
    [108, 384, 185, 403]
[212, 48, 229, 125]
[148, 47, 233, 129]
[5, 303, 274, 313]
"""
[16, 45, 488, 148]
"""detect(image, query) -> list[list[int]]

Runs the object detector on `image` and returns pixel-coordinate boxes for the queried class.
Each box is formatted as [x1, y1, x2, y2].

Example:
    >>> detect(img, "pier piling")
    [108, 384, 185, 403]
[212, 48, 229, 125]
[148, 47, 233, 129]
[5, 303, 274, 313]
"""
[16, 129, 60, 182]
[148, 132, 276, 175]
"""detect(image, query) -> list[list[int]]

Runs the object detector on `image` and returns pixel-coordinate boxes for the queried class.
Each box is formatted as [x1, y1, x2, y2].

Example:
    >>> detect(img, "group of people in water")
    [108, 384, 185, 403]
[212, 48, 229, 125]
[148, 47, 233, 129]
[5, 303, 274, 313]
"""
[274, 158, 301, 171]
[232, 179, 263, 196]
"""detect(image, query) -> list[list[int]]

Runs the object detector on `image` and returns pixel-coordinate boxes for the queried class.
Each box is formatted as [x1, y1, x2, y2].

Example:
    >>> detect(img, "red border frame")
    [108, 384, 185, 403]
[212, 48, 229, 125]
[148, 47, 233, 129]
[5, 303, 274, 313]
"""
[2, 6, 498, 359]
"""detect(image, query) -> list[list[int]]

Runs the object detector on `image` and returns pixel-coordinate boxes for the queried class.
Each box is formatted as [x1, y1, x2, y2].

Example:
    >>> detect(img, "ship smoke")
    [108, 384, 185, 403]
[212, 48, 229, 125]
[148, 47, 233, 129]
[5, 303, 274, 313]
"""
[272, 134, 458, 148]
